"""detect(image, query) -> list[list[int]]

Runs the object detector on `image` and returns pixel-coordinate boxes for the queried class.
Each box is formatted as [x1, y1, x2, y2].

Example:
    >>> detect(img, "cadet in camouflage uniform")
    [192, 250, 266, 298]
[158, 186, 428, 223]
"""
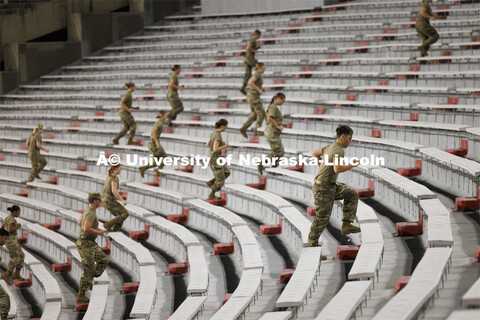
[0, 228, 11, 320]
[76, 192, 108, 304]
[102, 164, 129, 232]
[205, 119, 231, 200]
[167, 65, 185, 127]
[113, 82, 138, 145]
[1, 205, 25, 285]
[240, 30, 262, 95]
[239, 62, 266, 138]
[258, 93, 286, 175]
[26, 124, 49, 182]
[416, 0, 445, 57]
[139, 111, 168, 177]
[307, 125, 361, 247]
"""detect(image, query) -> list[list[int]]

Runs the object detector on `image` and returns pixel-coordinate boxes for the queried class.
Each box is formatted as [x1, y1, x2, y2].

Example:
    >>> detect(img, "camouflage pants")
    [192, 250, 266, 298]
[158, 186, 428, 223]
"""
[28, 152, 47, 181]
[243, 93, 265, 130]
[5, 239, 24, 273]
[102, 198, 129, 231]
[308, 182, 359, 246]
[118, 109, 137, 140]
[0, 285, 10, 320]
[144, 142, 167, 170]
[265, 129, 284, 167]
[167, 92, 184, 121]
[76, 240, 108, 293]
[209, 158, 231, 192]
[242, 58, 257, 89]
[416, 22, 439, 51]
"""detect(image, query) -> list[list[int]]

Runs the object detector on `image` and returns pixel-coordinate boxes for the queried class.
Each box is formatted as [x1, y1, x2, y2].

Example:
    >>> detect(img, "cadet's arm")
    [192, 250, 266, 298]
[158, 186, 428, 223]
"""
[312, 147, 323, 165]
[248, 76, 263, 92]
[83, 220, 105, 236]
[36, 140, 49, 153]
[205, 138, 211, 147]
[246, 41, 258, 53]
[213, 140, 229, 152]
[169, 78, 184, 90]
[77, 218, 82, 227]
[120, 96, 133, 112]
[267, 117, 283, 131]
[420, 7, 437, 19]
[7, 222, 21, 233]
[25, 138, 30, 148]
[334, 157, 359, 174]
[111, 181, 126, 205]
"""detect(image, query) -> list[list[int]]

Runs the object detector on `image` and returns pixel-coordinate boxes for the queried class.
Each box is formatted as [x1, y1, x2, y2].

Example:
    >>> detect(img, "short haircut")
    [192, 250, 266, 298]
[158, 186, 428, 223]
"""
[336, 125, 353, 138]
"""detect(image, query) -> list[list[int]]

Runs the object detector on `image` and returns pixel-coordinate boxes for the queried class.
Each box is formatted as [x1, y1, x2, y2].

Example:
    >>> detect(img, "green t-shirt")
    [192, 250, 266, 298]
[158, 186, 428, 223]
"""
[78, 207, 99, 241]
[102, 175, 119, 200]
[149, 119, 163, 146]
[4, 215, 18, 238]
[249, 72, 263, 94]
[28, 133, 41, 154]
[245, 36, 259, 59]
[209, 129, 225, 160]
[315, 142, 345, 184]
[168, 73, 179, 93]
[266, 103, 283, 134]
[418, 1, 433, 25]
[123, 91, 133, 108]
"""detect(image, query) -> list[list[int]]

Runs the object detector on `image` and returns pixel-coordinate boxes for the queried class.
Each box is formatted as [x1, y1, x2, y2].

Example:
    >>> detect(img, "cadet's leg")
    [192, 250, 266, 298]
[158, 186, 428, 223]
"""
[307, 184, 336, 246]
[253, 100, 266, 130]
[156, 147, 168, 170]
[5, 241, 17, 273]
[242, 99, 258, 130]
[335, 182, 360, 235]
[266, 135, 285, 167]
[78, 244, 95, 290]
[242, 62, 252, 90]
[11, 242, 25, 280]
[93, 244, 109, 277]
[0, 287, 10, 320]
[102, 199, 130, 232]
[28, 153, 38, 181]
[124, 113, 137, 141]
[422, 24, 439, 51]
[118, 113, 130, 138]
[37, 156, 47, 176]
[172, 96, 184, 120]
[211, 164, 227, 192]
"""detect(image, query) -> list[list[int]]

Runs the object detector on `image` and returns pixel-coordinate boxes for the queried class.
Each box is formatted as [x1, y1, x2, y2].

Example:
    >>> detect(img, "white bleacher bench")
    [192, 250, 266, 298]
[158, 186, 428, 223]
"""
[462, 276, 480, 307]
[0, 280, 17, 319]
[420, 147, 480, 178]
[83, 284, 109, 320]
[275, 247, 322, 313]
[419, 199, 454, 247]
[446, 309, 480, 320]
[108, 232, 156, 319]
[360, 223, 384, 244]
[168, 296, 207, 320]
[373, 247, 453, 320]
[210, 268, 263, 320]
[356, 201, 379, 224]
[259, 311, 293, 320]
[348, 243, 384, 282]
[232, 225, 263, 270]
[187, 245, 209, 295]
[315, 281, 372, 320]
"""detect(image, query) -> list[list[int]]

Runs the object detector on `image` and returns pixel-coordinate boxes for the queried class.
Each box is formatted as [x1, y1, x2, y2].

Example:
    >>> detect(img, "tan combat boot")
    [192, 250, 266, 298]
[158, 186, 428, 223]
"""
[207, 190, 219, 200]
[257, 164, 264, 175]
[12, 269, 25, 281]
[139, 166, 147, 178]
[76, 290, 90, 304]
[239, 127, 248, 138]
[103, 221, 114, 232]
[206, 179, 215, 188]
[341, 221, 361, 235]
